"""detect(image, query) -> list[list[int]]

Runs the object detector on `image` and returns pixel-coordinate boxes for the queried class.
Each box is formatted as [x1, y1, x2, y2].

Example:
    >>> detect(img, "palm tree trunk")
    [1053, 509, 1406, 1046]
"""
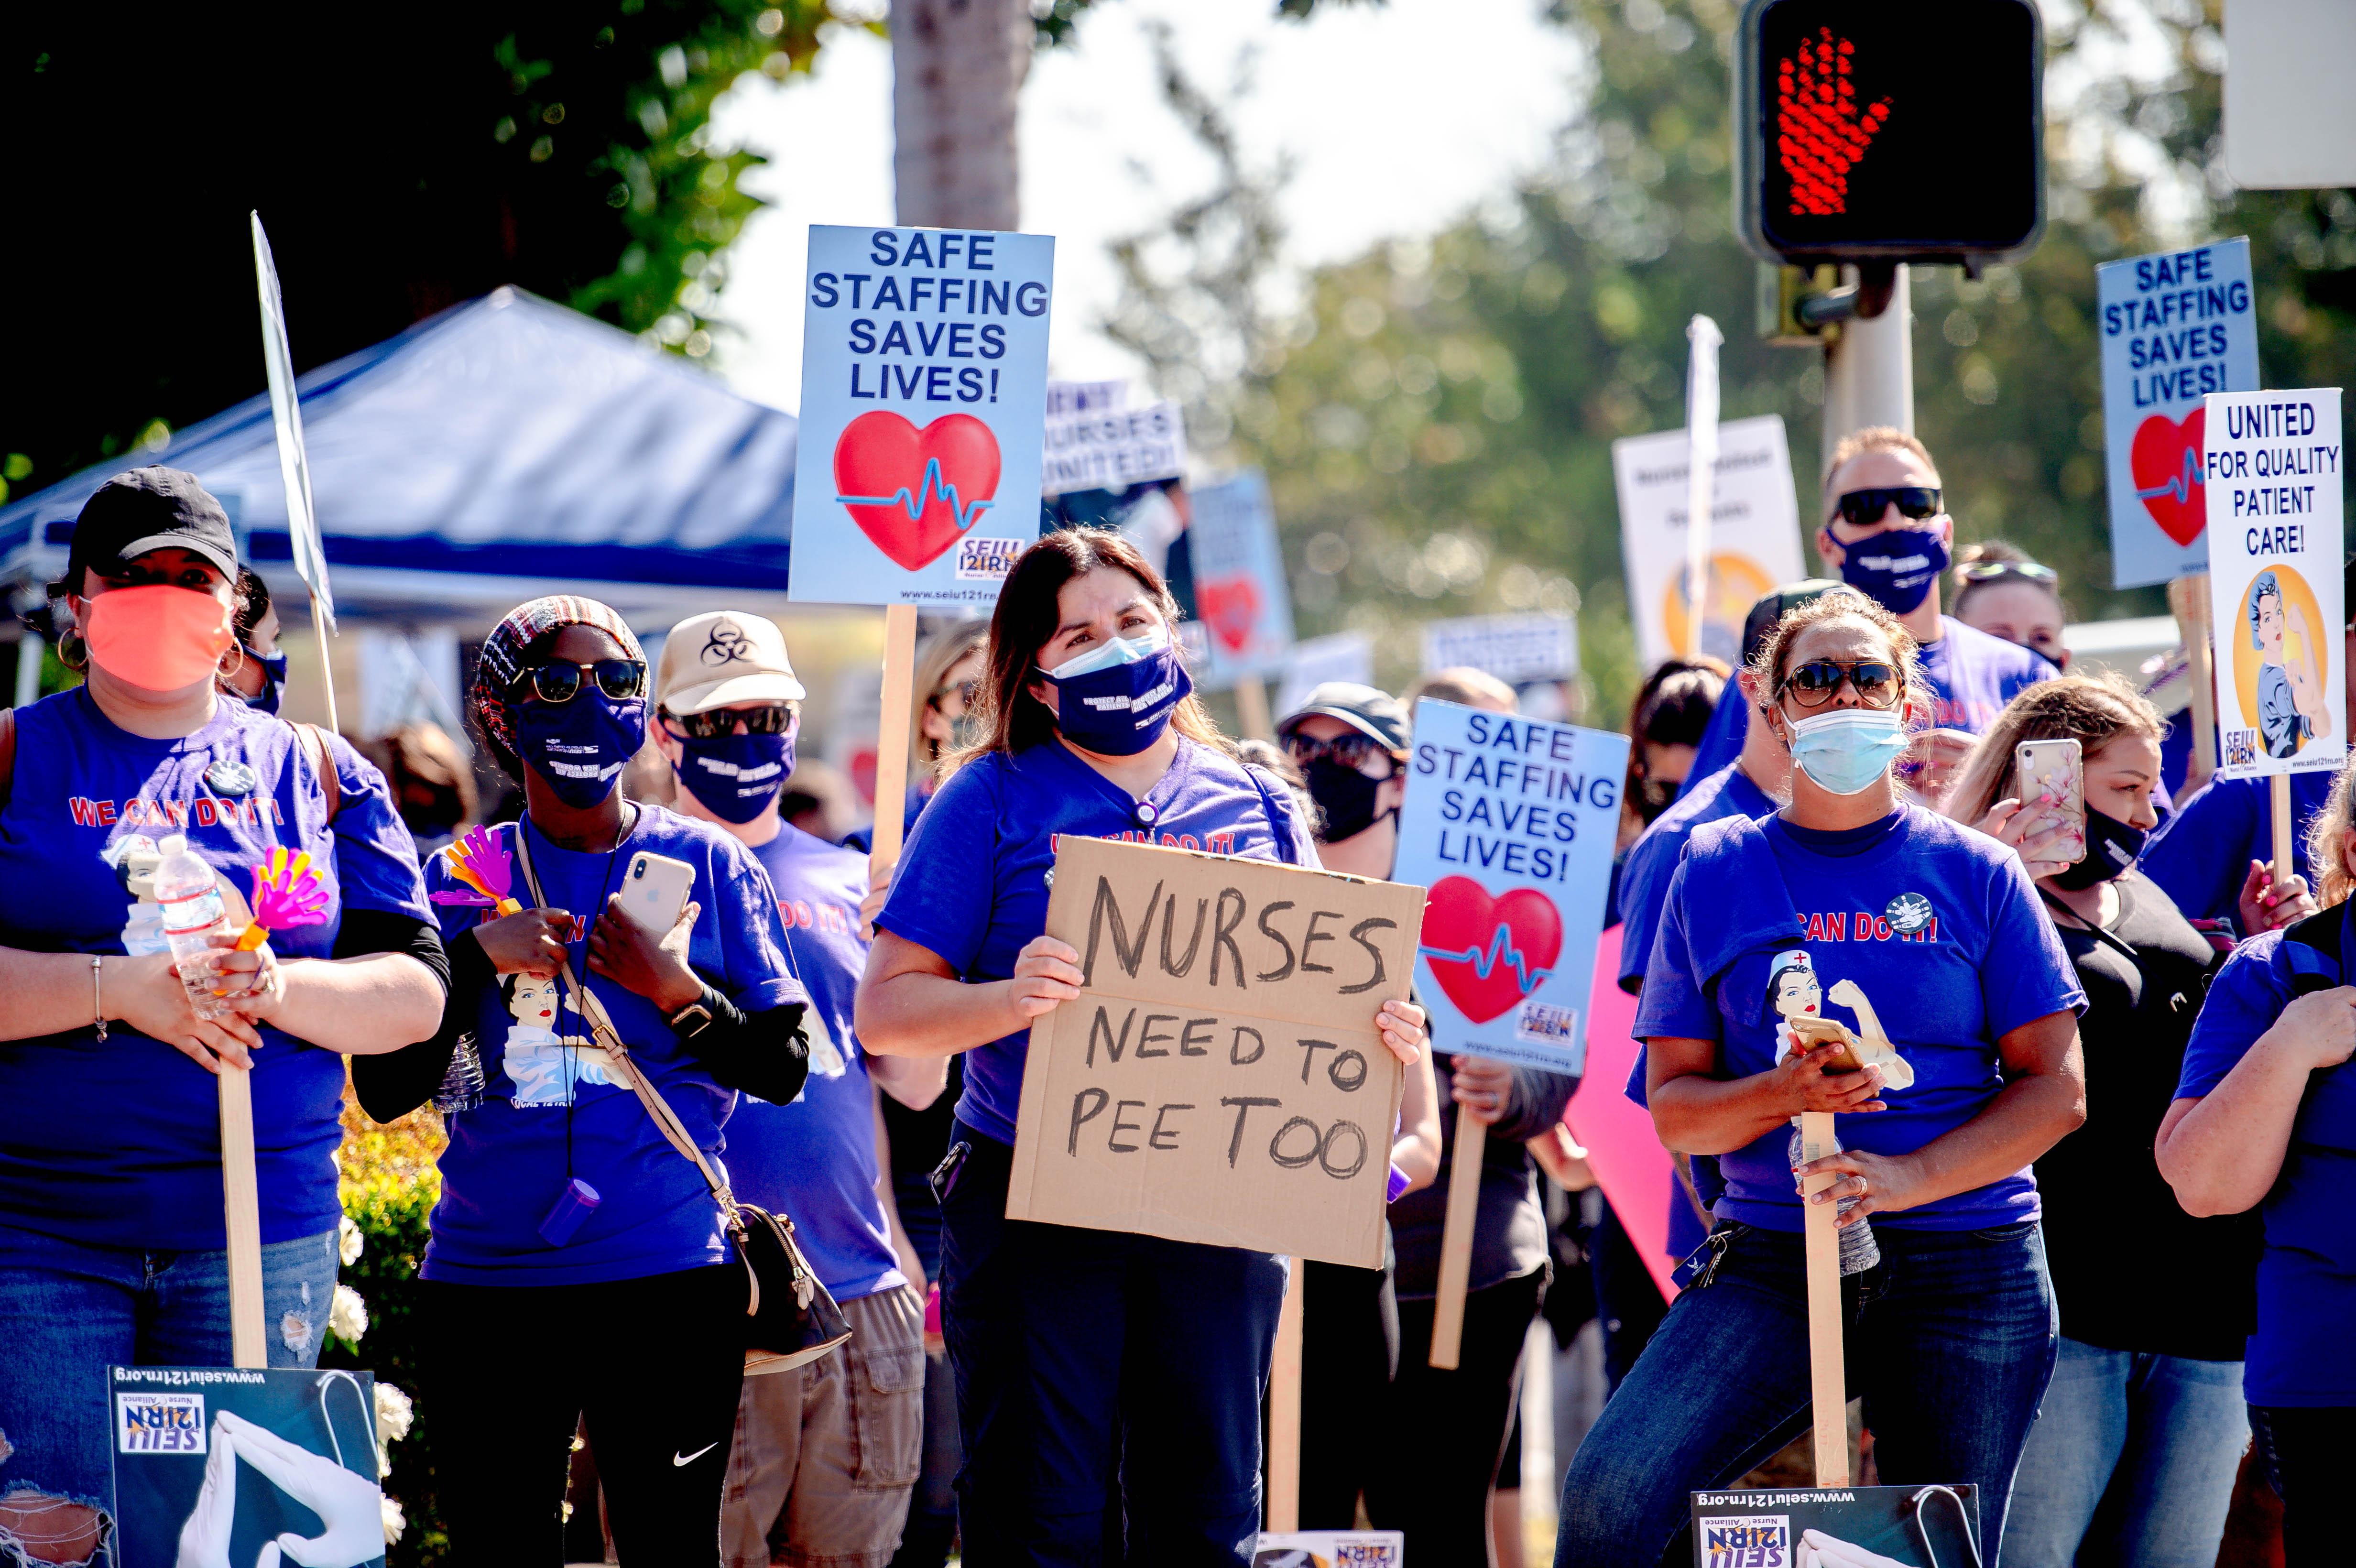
[892, 0, 1033, 230]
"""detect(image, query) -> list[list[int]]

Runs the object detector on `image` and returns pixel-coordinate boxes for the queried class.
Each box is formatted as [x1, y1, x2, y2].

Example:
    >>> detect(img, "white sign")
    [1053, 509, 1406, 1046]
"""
[1389, 700, 1628, 1073]
[1041, 398, 1187, 497]
[2203, 389, 2345, 780]
[2098, 239, 2259, 588]
[1273, 631, 1375, 719]
[1253, 1531, 1402, 1565]
[789, 225, 1055, 608]
[251, 214, 336, 629]
[1419, 613, 1580, 685]
[2225, 0, 2356, 190]
[1188, 470, 1294, 685]
[1612, 414, 1805, 669]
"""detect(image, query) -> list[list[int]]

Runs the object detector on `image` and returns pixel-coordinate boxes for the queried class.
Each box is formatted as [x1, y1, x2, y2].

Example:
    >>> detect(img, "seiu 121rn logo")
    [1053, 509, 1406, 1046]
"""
[1702, 1515, 1788, 1568]
[117, 1393, 207, 1453]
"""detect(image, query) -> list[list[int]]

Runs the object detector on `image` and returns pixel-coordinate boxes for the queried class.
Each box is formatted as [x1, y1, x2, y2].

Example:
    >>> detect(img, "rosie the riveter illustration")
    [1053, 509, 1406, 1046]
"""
[2248, 568, 2333, 759]
[1765, 949, 1914, 1091]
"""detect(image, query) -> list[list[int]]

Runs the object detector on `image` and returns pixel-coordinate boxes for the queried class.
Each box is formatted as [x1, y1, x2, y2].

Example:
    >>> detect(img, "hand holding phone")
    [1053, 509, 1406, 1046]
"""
[619, 852, 696, 932]
[2014, 737, 2085, 865]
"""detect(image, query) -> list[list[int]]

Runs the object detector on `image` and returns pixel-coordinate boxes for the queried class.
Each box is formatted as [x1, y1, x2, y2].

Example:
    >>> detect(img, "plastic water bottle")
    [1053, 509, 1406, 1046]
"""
[153, 834, 233, 1022]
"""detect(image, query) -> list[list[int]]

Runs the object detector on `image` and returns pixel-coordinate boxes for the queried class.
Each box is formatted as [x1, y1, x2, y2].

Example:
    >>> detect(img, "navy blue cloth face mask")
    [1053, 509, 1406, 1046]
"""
[241, 649, 290, 715]
[676, 730, 794, 824]
[1039, 630, 1194, 756]
[1838, 527, 1951, 616]
[515, 689, 648, 808]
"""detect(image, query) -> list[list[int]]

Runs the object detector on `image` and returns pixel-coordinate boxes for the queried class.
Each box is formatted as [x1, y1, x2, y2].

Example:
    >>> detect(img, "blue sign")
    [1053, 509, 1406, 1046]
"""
[2097, 237, 2258, 588]
[788, 225, 1055, 608]
[1389, 700, 1628, 1073]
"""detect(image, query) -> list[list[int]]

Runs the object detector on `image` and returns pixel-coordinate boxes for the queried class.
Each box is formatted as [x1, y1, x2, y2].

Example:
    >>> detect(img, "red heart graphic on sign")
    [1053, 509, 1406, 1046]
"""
[2130, 408, 2207, 547]
[1197, 576, 1262, 655]
[832, 411, 1003, 572]
[1419, 875, 1565, 1025]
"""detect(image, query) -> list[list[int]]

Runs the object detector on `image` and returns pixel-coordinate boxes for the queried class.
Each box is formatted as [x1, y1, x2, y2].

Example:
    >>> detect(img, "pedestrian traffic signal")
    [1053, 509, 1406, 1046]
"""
[1736, 0, 2045, 265]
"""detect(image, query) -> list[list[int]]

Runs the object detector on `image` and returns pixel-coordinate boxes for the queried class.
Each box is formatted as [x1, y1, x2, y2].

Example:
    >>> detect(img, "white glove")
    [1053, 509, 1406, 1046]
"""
[174, 1423, 239, 1568]
[213, 1411, 382, 1568]
[1799, 1528, 1912, 1568]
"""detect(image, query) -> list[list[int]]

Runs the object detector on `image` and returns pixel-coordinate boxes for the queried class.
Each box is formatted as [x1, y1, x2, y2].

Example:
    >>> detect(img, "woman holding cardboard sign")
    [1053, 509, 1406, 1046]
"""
[1555, 591, 2087, 1568]
[858, 529, 1429, 1565]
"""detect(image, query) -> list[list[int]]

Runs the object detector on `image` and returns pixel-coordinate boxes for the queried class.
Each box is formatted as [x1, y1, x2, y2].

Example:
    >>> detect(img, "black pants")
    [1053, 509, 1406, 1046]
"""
[1366, 1269, 1544, 1565]
[1296, 1257, 1399, 1529]
[2252, 1404, 2356, 1565]
[418, 1264, 749, 1566]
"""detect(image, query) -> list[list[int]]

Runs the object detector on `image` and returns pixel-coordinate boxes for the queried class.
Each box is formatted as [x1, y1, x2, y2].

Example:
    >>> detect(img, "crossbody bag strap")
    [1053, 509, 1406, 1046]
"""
[510, 821, 742, 1226]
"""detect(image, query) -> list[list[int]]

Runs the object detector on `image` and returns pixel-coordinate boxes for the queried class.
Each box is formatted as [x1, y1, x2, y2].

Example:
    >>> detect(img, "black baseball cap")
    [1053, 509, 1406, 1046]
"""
[1277, 681, 1412, 754]
[1741, 579, 1863, 667]
[65, 467, 239, 588]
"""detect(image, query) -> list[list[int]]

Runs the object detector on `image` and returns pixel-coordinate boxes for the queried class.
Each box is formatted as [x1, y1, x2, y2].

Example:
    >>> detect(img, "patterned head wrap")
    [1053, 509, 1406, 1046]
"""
[470, 595, 646, 771]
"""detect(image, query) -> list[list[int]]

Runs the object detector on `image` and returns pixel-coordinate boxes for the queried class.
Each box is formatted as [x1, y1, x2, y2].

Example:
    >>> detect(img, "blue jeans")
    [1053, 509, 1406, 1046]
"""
[1555, 1219, 2057, 1568]
[0, 1220, 339, 1514]
[1999, 1337, 2247, 1568]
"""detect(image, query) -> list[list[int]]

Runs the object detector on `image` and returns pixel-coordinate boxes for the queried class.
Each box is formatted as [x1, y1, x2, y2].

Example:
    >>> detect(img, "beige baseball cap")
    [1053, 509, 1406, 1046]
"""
[655, 610, 807, 714]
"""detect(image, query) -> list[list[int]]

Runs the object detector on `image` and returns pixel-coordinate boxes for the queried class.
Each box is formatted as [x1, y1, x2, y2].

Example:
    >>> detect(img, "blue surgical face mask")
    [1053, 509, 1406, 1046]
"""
[239, 649, 289, 715]
[1839, 528, 1951, 616]
[676, 730, 794, 824]
[515, 689, 647, 808]
[1786, 709, 1908, 796]
[1040, 627, 1193, 756]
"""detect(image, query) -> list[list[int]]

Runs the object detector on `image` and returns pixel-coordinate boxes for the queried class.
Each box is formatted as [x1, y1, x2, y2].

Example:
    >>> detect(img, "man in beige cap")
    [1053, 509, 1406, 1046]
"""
[653, 610, 947, 1568]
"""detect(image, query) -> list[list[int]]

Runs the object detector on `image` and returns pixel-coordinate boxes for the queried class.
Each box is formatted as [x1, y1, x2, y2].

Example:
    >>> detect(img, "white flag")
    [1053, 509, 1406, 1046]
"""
[1681, 315, 1723, 663]
[251, 213, 335, 631]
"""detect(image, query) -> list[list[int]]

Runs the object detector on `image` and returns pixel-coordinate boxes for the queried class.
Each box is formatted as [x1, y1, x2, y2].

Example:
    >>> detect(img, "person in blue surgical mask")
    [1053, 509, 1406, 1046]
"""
[1814, 428, 2057, 805]
[221, 567, 290, 715]
[857, 529, 1431, 1566]
[1556, 590, 2086, 1568]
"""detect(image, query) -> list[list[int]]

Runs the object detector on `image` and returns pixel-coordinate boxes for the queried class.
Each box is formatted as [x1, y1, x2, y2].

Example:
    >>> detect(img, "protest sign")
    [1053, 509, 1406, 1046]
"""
[1566, 926, 1680, 1302]
[789, 225, 1055, 609]
[1613, 415, 1805, 668]
[111, 1365, 384, 1568]
[1419, 612, 1581, 686]
[1254, 1532, 1404, 1567]
[1005, 837, 1426, 1269]
[1390, 700, 1629, 1076]
[2098, 239, 2259, 588]
[1274, 631, 1376, 718]
[1042, 394, 1187, 497]
[1690, 1486, 1983, 1568]
[2201, 389, 2345, 781]
[1190, 470, 1296, 687]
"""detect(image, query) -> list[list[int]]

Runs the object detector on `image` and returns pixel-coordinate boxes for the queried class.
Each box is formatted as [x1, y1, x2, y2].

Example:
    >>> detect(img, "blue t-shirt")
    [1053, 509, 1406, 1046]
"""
[0, 689, 427, 1250]
[1634, 805, 2083, 1231]
[728, 825, 906, 1302]
[2139, 772, 2335, 924]
[422, 806, 804, 1285]
[1916, 615, 2059, 734]
[877, 738, 1318, 1146]
[2176, 924, 2356, 1405]
[1616, 763, 1779, 993]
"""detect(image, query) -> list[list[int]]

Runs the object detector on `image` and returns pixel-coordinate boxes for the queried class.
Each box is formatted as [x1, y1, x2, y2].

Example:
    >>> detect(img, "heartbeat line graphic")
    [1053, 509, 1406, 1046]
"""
[837, 457, 996, 532]
[1421, 926, 1555, 996]
[2134, 448, 2203, 505]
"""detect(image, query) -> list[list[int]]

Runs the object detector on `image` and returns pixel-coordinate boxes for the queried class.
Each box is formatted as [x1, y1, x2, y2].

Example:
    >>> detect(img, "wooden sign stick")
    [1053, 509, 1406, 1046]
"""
[1799, 1110, 1849, 1485]
[1428, 1102, 1486, 1369]
[2167, 572, 2215, 801]
[2272, 773, 2295, 892]
[1233, 673, 1275, 744]
[221, 1063, 268, 1367]
[868, 604, 921, 879]
[1265, 1258, 1305, 1534]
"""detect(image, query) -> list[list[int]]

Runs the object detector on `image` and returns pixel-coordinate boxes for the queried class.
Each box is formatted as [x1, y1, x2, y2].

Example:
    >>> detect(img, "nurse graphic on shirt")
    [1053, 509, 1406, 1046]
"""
[1555, 590, 2087, 1568]
[857, 529, 1429, 1567]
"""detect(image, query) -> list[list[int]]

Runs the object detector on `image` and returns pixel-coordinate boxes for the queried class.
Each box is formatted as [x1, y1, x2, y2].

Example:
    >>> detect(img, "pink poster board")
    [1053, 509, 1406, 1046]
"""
[1564, 926, 1680, 1302]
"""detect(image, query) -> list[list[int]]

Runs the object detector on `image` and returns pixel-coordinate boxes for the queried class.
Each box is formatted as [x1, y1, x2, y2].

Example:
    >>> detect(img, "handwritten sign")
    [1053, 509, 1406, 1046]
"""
[1006, 837, 1425, 1268]
[1418, 612, 1580, 685]
[1612, 414, 1805, 668]
[2098, 239, 2258, 588]
[1389, 699, 1628, 1074]
[1042, 396, 1187, 497]
[2202, 388, 2345, 779]
[1190, 469, 1296, 686]
[789, 224, 1055, 608]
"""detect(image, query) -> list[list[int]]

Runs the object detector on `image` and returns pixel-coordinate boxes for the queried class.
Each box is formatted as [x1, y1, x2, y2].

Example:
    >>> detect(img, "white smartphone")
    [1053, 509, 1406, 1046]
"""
[2015, 737, 2085, 865]
[618, 852, 696, 932]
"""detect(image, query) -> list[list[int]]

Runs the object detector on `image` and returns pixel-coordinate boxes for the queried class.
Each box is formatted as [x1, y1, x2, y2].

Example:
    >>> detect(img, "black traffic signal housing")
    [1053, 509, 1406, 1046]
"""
[1736, 0, 2046, 267]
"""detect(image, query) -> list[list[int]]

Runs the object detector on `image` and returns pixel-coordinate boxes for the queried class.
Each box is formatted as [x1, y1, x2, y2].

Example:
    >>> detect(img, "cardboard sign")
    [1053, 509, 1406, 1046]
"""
[1254, 1531, 1404, 1566]
[1691, 1485, 1981, 1568]
[1190, 470, 1296, 686]
[789, 225, 1055, 609]
[1613, 415, 1806, 668]
[2202, 389, 2345, 779]
[1273, 630, 1376, 718]
[1389, 700, 1629, 1074]
[111, 1365, 384, 1568]
[1042, 396, 1187, 497]
[1419, 612, 1581, 684]
[2098, 239, 2259, 588]
[1005, 837, 1426, 1268]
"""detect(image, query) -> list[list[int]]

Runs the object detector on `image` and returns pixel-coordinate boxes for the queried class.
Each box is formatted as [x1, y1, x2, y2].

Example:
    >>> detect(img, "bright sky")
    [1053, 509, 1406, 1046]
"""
[710, 0, 1585, 414]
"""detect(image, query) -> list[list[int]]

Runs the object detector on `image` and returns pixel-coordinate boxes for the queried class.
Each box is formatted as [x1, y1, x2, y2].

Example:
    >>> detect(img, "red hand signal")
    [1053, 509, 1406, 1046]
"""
[1777, 27, 1892, 217]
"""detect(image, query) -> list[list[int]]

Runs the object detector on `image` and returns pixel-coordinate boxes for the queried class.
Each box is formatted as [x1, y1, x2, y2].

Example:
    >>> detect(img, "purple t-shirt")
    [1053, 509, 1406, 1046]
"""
[1616, 762, 1778, 992]
[1917, 615, 2059, 734]
[1635, 805, 2083, 1231]
[726, 825, 905, 1302]
[0, 689, 427, 1249]
[877, 738, 1317, 1146]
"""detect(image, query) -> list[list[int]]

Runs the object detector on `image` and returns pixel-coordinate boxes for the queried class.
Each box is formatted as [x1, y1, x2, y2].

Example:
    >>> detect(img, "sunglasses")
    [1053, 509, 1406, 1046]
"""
[1285, 732, 1397, 773]
[1831, 487, 1943, 530]
[1780, 659, 1903, 710]
[1955, 559, 2058, 586]
[517, 659, 647, 705]
[930, 678, 980, 712]
[661, 703, 798, 740]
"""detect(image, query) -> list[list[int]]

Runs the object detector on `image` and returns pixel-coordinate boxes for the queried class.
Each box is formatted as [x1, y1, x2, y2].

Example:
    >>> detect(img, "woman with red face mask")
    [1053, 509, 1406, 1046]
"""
[0, 468, 449, 1548]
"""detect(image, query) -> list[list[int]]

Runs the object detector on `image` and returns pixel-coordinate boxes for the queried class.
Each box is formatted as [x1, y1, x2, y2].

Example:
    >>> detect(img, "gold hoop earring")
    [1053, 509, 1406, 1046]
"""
[58, 631, 88, 671]
[217, 643, 247, 683]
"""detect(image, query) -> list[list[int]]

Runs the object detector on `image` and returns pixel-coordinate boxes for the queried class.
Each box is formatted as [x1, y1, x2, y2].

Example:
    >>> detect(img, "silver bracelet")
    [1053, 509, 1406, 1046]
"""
[91, 955, 107, 1042]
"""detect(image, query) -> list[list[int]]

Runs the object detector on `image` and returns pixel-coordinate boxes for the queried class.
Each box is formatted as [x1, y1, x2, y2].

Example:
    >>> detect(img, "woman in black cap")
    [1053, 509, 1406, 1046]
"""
[0, 467, 448, 1540]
